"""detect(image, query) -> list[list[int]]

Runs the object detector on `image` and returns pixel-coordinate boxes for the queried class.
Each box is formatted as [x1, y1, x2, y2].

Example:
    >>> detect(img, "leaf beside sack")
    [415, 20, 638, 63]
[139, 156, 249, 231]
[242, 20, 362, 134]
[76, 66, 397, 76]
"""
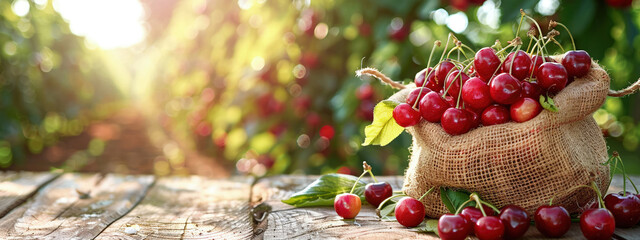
[282, 174, 366, 207]
[362, 100, 405, 146]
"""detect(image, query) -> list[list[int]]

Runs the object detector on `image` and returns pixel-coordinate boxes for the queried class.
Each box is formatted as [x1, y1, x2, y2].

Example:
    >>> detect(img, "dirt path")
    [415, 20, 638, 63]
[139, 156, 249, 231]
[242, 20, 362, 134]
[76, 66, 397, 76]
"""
[7, 107, 232, 178]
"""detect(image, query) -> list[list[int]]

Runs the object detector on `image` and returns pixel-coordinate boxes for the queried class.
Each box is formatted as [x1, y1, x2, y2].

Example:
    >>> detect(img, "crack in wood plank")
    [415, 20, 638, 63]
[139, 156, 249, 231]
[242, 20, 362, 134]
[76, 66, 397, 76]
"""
[0, 171, 60, 219]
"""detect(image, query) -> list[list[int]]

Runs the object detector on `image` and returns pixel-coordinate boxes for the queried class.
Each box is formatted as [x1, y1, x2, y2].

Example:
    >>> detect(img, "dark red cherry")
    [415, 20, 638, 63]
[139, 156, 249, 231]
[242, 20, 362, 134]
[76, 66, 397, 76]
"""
[436, 60, 457, 87]
[364, 182, 393, 208]
[489, 73, 522, 105]
[499, 205, 529, 239]
[464, 108, 480, 129]
[562, 50, 592, 78]
[393, 103, 421, 127]
[462, 77, 492, 110]
[441, 108, 472, 135]
[445, 70, 470, 99]
[474, 47, 501, 81]
[481, 104, 510, 126]
[580, 208, 616, 240]
[534, 205, 571, 238]
[475, 216, 504, 240]
[604, 192, 640, 227]
[536, 62, 568, 94]
[438, 214, 471, 240]
[521, 81, 543, 99]
[510, 97, 542, 123]
[529, 55, 545, 77]
[420, 92, 450, 122]
[395, 197, 425, 227]
[460, 206, 496, 233]
[502, 50, 532, 81]
[334, 193, 361, 219]
[414, 68, 430, 87]
[406, 87, 432, 106]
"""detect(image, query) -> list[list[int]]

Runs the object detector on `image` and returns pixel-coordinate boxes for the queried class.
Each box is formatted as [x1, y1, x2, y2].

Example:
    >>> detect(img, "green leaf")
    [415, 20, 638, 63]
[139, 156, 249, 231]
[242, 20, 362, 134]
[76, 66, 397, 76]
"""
[539, 95, 559, 112]
[376, 194, 406, 221]
[281, 174, 366, 207]
[440, 187, 473, 214]
[411, 219, 440, 234]
[362, 100, 405, 146]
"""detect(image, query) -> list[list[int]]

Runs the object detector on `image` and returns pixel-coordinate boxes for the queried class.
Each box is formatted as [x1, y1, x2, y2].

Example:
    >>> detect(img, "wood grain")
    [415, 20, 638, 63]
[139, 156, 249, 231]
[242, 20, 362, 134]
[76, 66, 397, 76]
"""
[0, 173, 154, 239]
[0, 171, 59, 219]
[96, 176, 254, 240]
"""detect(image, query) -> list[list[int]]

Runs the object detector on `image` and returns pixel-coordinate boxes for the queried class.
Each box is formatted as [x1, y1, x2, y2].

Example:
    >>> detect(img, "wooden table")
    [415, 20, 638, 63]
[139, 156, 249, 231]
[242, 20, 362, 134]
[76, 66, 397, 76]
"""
[0, 172, 638, 239]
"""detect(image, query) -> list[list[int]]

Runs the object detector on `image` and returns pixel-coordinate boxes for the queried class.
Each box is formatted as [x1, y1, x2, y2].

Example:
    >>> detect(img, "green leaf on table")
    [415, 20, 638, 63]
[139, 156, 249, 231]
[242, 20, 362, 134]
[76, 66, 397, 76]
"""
[281, 174, 366, 207]
[540, 94, 558, 112]
[376, 194, 406, 221]
[440, 187, 473, 214]
[362, 100, 404, 146]
[411, 219, 440, 234]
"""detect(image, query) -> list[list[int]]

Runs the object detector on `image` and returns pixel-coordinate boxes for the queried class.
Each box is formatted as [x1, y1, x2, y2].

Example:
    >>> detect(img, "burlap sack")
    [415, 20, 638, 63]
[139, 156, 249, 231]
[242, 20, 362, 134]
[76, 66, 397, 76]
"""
[391, 57, 610, 217]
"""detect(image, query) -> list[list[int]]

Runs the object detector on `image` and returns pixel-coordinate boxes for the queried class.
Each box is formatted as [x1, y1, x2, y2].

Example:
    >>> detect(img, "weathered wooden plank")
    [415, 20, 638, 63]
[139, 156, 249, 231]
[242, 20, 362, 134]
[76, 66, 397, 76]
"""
[96, 176, 254, 240]
[0, 171, 59, 219]
[0, 173, 154, 239]
[252, 175, 640, 240]
[251, 175, 438, 239]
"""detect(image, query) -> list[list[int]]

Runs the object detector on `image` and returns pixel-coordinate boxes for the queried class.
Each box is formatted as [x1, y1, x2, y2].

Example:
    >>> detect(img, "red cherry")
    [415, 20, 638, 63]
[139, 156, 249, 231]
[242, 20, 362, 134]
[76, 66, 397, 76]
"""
[356, 84, 374, 100]
[438, 214, 471, 240]
[364, 182, 393, 207]
[474, 47, 501, 81]
[489, 73, 522, 105]
[534, 205, 571, 238]
[474, 216, 504, 240]
[460, 206, 496, 233]
[499, 205, 530, 239]
[334, 193, 361, 219]
[562, 50, 592, 78]
[607, 0, 632, 9]
[529, 55, 545, 77]
[436, 60, 457, 88]
[536, 62, 568, 94]
[580, 208, 616, 240]
[464, 108, 480, 129]
[406, 87, 432, 106]
[481, 104, 510, 126]
[445, 70, 470, 99]
[441, 108, 472, 135]
[502, 50, 532, 81]
[462, 77, 493, 110]
[420, 92, 450, 122]
[414, 68, 429, 87]
[395, 197, 425, 227]
[510, 97, 542, 123]
[416, 68, 442, 91]
[320, 125, 335, 139]
[521, 80, 543, 99]
[604, 192, 640, 227]
[393, 103, 421, 127]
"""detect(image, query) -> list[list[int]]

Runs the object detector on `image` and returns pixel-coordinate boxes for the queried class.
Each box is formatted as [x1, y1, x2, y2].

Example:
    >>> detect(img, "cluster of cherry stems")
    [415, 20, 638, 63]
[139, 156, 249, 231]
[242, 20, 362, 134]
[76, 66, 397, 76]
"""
[335, 156, 640, 240]
[392, 13, 591, 136]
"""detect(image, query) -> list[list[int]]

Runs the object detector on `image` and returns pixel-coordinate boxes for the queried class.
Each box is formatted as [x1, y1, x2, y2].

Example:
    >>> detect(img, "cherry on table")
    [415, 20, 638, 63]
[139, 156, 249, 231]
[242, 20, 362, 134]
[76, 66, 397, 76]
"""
[460, 206, 496, 233]
[502, 50, 532, 81]
[419, 92, 450, 123]
[474, 216, 504, 240]
[406, 87, 431, 106]
[438, 214, 471, 240]
[580, 208, 616, 240]
[462, 77, 493, 110]
[364, 182, 393, 208]
[441, 107, 472, 135]
[499, 205, 530, 239]
[537, 62, 568, 94]
[510, 97, 542, 123]
[474, 47, 501, 81]
[481, 104, 510, 126]
[604, 192, 640, 227]
[489, 73, 522, 105]
[334, 193, 361, 219]
[445, 70, 470, 99]
[392, 103, 421, 127]
[395, 197, 425, 227]
[534, 205, 571, 238]
[562, 50, 591, 78]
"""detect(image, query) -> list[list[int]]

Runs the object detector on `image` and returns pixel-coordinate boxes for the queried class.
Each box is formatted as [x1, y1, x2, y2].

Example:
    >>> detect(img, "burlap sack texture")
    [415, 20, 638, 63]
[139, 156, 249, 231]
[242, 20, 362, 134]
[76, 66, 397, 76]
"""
[390, 56, 611, 218]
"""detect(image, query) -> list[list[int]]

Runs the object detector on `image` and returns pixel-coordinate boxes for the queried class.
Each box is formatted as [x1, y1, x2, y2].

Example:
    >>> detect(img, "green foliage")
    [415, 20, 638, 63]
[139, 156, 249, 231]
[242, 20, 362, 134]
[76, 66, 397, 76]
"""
[281, 173, 366, 207]
[363, 100, 404, 146]
[0, 1, 120, 167]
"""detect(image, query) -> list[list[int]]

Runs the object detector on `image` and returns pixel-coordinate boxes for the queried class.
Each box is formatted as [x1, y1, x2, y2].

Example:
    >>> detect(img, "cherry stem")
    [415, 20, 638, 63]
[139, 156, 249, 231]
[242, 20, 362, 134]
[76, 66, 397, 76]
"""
[470, 193, 487, 217]
[454, 199, 474, 215]
[615, 155, 639, 195]
[509, 45, 522, 76]
[524, 15, 545, 43]
[591, 181, 605, 208]
[349, 171, 368, 194]
[480, 200, 501, 214]
[515, 9, 525, 37]
[548, 183, 604, 208]
[555, 22, 576, 51]
[413, 42, 441, 109]
[366, 170, 378, 183]
[525, 37, 533, 53]
[438, 33, 454, 64]
[418, 186, 436, 201]
[376, 194, 406, 212]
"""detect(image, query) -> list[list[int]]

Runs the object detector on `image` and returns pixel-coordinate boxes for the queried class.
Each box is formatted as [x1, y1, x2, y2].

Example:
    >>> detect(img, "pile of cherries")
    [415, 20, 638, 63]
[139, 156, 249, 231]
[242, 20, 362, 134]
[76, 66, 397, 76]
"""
[392, 40, 592, 135]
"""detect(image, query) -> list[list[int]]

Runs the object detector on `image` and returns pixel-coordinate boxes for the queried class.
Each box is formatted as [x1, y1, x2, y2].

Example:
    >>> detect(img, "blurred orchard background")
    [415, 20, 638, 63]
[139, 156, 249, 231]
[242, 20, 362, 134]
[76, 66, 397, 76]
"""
[1, 0, 640, 177]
